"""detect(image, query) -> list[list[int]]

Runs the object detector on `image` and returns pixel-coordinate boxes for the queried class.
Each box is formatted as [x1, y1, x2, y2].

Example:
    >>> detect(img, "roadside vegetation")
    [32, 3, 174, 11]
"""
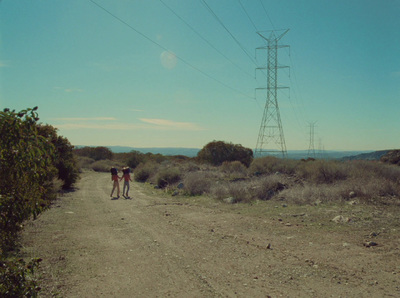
[76, 141, 400, 207]
[0, 107, 79, 297]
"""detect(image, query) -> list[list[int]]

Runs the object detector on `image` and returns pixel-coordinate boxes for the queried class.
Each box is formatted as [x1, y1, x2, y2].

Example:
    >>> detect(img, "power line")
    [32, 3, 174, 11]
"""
[238, 0, 258, 32]
[201, 0, 257, 66]
[259, 0, 275, 30]
[89, 0, 254, 100]
[159, 0, 254, 79]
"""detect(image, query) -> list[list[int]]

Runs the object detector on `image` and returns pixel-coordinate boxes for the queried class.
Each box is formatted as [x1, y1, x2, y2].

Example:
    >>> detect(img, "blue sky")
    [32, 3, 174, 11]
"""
[1, 0, 399, 151]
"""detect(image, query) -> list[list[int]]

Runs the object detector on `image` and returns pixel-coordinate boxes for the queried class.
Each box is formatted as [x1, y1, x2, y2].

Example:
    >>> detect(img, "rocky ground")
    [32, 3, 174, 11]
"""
[22, 171, 400, 297]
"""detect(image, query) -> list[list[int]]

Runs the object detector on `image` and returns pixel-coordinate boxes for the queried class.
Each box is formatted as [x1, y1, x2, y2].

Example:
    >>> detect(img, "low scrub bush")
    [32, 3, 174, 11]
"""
[76, 156, 95, 170]
[252, 175, 287, 201]
[183, 172, 211, 195]
[249, 156, 296, 176]
[127, 151, 145, 169]
[134, 162, 159, 182]
[91, 159, 124, 173]
[221, 161, 247, 176]
[295, 160, 348, 184]
[156, 167, 181, 188]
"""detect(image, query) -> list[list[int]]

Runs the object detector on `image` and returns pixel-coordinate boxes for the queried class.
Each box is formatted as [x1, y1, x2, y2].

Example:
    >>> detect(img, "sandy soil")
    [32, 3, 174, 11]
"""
[22, 171, 400, 297]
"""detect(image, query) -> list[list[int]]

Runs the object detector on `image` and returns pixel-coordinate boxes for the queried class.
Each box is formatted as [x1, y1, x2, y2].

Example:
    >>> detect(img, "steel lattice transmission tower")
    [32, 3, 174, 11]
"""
[307, 121, 317, 158]
[255, 29, 289, 158]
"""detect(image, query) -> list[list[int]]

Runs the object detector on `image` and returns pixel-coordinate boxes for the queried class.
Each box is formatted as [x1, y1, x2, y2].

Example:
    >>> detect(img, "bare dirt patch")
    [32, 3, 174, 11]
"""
[21, 171, 400, 297]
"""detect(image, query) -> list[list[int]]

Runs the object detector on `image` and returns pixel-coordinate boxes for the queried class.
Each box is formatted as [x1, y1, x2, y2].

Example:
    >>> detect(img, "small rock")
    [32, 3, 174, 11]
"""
[223, 197, 236, 204]
[349, 191, 356, 198]
[332, 215, 350, 223]
[266, 243, 271, 249]
[177, 182, 184, 189]
[282, 204, 288, 207]
[364, 241, 378, 247]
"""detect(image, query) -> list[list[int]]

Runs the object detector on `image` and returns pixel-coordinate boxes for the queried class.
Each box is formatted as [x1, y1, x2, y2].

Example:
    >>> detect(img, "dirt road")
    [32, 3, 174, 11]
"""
[22, 171, 400, 297]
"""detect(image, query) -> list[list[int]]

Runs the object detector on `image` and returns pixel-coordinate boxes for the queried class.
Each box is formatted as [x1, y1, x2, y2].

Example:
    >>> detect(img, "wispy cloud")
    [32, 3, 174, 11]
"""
[55, 123, 141, 130]
[54, 118, 204, 131]
[140, 118, 204, 131]
[53, 117, 116, 121]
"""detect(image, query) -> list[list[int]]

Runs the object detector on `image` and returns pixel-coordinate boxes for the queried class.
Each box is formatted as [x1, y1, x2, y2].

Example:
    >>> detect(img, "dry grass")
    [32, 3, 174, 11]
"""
[134, 156, 400, 207]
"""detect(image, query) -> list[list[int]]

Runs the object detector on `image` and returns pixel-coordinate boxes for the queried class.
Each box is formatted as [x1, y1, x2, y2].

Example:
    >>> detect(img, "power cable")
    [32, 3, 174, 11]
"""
[238, 0, 258, 32]
[159, 0, 254, 79]
[201, 0, 257, 67]
[259, 0, 275, 30]
[89, 0, 254, 100]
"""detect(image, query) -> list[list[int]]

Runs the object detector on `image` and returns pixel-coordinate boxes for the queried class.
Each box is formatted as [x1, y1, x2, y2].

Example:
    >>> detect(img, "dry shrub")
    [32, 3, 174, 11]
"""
[209, 181, 230, 200]
[279, 183, 349, 205]
[347, 177, 400, 202]
[296, 160, 348, 184]
[91, 159, 123, 172]
[348, 160, 400, 182]
[249, 156, 281, 175]
[221, 161, 247, 173]
[76, 156, 95, 170]
[210, 180, 252, 203]
[183, 172, 211, 195]
[252, 175, 287, 200]
[250, 156, 297, 176]
[156, 167, 181, 188]
[134, 162, 159, 182]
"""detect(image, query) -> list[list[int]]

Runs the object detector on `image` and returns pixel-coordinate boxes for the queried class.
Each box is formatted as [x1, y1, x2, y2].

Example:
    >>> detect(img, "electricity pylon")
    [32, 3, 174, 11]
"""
[255, 29, 289, 158]
[307, 121, 317, 158]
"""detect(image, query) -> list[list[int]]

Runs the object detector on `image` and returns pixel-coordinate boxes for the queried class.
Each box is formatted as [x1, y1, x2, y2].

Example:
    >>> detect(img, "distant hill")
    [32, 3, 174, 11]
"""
[340, 150, 390, 161]
[380, 150, 400, 165]
[75, 146, 201, 157]
[75, 145, 377, 160]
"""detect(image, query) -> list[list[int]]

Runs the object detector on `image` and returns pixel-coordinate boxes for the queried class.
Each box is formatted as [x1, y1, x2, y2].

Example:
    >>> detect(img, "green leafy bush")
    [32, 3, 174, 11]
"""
[0, 108, 57, 253]
[197, 141, 253, 167]
[0, 107, 79, 296]
[0, 258, 42, 297]
[38, 124, 79, 189]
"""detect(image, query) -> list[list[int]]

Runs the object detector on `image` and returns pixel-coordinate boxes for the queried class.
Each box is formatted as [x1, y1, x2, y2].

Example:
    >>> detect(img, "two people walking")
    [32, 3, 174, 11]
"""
[110, 166, 133, 199]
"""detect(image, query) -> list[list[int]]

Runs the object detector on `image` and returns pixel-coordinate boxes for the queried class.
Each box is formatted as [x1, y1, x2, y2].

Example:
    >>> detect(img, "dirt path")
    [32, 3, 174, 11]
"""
[22, 171, 400, 297]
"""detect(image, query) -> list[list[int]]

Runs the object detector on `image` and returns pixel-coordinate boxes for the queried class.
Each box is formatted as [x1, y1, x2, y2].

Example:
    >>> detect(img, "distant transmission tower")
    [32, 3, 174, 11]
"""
[255, 29, 289, 158]
[307, 121, 317, 158]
